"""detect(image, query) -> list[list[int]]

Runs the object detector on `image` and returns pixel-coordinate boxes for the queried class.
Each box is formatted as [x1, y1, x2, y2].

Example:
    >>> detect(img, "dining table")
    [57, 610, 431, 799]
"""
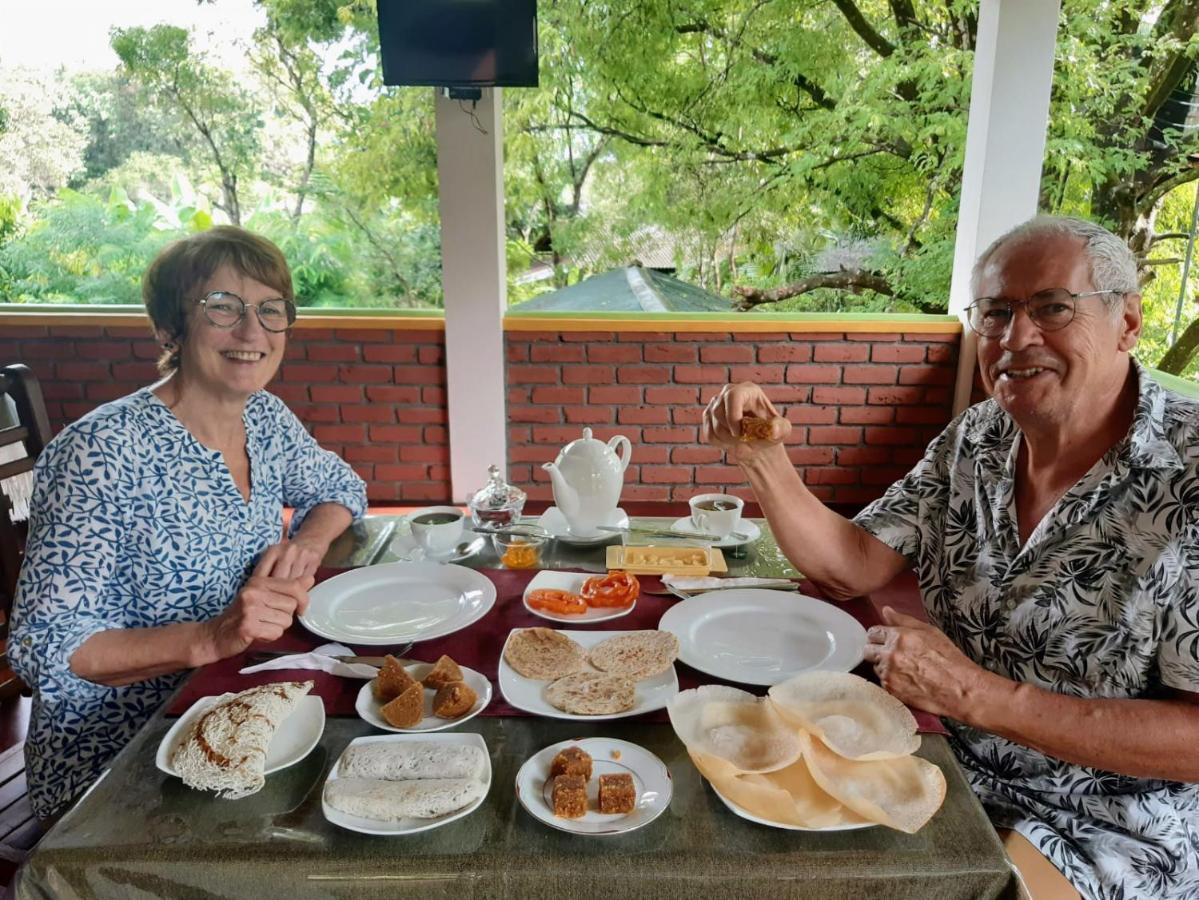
[14, 514, 1019, 900]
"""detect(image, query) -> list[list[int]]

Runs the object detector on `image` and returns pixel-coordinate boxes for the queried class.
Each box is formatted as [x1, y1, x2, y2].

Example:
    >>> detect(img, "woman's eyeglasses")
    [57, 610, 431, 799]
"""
[965, 288, 1124, 338]
[196, 291, 297, 333]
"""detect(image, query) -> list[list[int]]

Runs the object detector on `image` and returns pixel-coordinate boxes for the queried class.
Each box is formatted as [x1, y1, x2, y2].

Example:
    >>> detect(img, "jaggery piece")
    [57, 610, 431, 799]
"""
[551, 775, 587, 819]
[373, 656, 417, 702]
[432, 680, 477, 718]
[379, 682, 424, 728]
[422, 655, 465, 689]
[598, 773, 636, 814]
[549, 746, 593, 781]
[739, 415, 774, 441]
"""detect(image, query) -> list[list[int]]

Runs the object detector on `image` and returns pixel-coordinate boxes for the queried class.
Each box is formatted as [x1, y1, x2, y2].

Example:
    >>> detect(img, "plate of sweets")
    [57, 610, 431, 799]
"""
[515, 737, 672, 835]
[522, 571, 639, 624]
[356, 654, 492, 733]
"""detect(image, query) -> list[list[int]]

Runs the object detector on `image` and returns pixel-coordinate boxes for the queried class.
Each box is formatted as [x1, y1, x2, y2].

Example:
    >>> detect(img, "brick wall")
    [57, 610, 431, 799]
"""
[2, 319, 960, 506]
[506, 329, 959, 505]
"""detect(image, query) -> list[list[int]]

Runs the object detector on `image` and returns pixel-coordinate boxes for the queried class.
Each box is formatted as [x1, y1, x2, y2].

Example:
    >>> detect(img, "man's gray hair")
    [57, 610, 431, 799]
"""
[971, 216, 1139, 307]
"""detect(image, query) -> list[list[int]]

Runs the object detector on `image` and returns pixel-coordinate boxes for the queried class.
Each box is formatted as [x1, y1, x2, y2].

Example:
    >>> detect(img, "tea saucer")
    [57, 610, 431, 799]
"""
[669, 517, 761, 550]
[537, 507, 629, 545]
[390, 532, 488, 564]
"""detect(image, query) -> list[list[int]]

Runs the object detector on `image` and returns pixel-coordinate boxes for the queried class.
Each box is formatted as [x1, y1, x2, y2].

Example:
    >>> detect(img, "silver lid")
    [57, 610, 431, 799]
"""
[469, 464, 526, 512]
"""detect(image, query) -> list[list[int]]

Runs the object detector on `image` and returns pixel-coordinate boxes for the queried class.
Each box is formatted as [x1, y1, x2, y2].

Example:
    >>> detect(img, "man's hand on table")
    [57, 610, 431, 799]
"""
[201, 572, 314, 661]
[701, 382, 792, 465]
[863, 606, 1001, 720]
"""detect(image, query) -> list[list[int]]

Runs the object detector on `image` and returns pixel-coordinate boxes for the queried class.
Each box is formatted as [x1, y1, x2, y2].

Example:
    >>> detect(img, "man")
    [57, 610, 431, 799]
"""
[703, 216, 1199, 900]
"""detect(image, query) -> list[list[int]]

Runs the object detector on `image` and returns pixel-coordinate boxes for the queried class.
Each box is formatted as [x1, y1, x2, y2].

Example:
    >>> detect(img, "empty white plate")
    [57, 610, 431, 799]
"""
[355, 661, 492, 733]
[658, 589, 866, 686]
[300, 562, 496, 645]
[522, 571, 637, 624]
[710, 783, 874, 831]
[515, 737, 672, 835]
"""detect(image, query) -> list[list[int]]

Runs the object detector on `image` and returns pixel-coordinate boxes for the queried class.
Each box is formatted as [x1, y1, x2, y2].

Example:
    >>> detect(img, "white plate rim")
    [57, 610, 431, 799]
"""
[299, 561, 497, 645]
[658, 589, 866, 686]
[321, 731, 491, 835]
[498, 628, 678, 721]
[669, 516, 761, 549]
[156, 692, 325, 778]
[536, 507, 629, 545]
[355, 662, 493, 733]
[514, 737, 672, 835]
[708, 781, 875, 831]
[521, 571, 637, 624]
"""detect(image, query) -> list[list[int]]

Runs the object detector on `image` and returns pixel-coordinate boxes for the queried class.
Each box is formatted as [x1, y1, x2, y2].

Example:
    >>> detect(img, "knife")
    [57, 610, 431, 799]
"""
[247, 652, 415, 668]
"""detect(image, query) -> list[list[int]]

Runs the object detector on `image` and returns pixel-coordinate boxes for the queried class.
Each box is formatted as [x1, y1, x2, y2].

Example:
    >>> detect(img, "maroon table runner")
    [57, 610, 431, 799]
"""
[168, 567, 947, 735]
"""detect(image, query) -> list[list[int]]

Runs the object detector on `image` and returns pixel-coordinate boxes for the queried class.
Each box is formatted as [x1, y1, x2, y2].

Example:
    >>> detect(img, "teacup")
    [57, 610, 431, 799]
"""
[409, 506, 465, 557]
[689, 493, 744, 539]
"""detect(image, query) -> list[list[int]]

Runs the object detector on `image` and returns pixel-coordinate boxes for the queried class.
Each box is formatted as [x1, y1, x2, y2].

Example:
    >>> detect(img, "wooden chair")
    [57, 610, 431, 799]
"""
[0, 365, 51, 697]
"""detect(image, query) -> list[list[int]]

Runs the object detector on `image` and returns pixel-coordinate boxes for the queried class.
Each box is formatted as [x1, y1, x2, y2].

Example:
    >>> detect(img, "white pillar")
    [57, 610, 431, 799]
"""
[435, 88, 507, 500]
[949, 0, 1061, 413]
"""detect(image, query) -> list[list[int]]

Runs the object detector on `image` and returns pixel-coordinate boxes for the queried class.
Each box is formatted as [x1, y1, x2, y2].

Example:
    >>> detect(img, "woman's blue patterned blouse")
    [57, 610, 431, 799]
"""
[9, 388, 367, 819]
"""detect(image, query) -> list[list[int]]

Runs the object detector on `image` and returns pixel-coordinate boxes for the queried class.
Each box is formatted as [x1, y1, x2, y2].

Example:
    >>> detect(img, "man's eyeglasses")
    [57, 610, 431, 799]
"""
[965, 288, 1124, 338]
[196, 291, 297, 333]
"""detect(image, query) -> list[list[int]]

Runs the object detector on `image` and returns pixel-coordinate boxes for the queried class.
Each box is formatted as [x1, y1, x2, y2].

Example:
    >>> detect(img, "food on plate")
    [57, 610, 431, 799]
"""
[598, 773, 636, 814]
[739, 415, 775, 441]
[622, 547, 708, 567]
[503, 628, 586, 680]
[611, 749, 622, 761]
[338, 740, 488, 782]
[668, 685, 802, 774]
[374, 656, 418, 702]
[587, 631, 679, 681]
[432, 681, 477, 718]
[500, 539, 540, 569]
[527, 588, 588, 616]
[422, 655, 465, 690]
[544, 671, 636, 716]
[171, 680, 314, 799]
[767, 672, 920, 760]
[380, 683, 425, 729]
[551, 774, 588, 819]
[325, 776, 486, 820]
[580, 571, 639, 608]
[550, 745, 593, 781]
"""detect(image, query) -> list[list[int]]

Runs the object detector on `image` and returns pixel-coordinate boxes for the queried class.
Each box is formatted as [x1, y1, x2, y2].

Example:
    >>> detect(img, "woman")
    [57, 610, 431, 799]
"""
[10, 226, 367, 821]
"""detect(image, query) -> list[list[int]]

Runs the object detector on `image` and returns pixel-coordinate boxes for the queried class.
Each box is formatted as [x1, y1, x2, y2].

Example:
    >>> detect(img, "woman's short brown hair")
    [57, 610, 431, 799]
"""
[143, 226, 294, 374]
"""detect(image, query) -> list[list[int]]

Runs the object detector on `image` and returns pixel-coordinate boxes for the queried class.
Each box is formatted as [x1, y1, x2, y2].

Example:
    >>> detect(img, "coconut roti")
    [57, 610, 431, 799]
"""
[503, 628, 586, 680]
[544, 671, 636, 715]
[588, 631, 679, 681]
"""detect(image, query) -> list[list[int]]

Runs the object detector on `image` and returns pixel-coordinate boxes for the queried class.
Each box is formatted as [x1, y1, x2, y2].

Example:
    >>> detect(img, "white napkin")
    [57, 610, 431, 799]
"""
[661, 575, 799, 591]
[238, 642, 380, 679]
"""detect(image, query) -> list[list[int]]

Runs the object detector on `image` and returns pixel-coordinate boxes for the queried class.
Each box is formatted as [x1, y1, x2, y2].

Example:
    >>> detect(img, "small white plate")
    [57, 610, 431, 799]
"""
[355, 662, 492, 733]
[710, 783, 875, 832]
[537, 507, 629, 545]
[521, 571, 637, 624]
[658, 589, 866, 686]
[515, 737, 672, 835]
[300, 562, 496, 646]
[669, 517, 762, 550]
[498, 629, 678, 720]
[156, 693, 325, 778]
[390, 532, 488, 564]
[322, 732, 491, 835]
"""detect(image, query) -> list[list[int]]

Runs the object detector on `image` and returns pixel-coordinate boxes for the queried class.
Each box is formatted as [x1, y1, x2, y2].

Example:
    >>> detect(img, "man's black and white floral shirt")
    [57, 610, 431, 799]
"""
[855, 363, 1199, 900]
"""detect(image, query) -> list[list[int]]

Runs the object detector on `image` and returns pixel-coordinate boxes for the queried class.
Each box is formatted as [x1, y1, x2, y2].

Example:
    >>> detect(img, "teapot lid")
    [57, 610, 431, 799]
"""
[469, 464, 527, 512]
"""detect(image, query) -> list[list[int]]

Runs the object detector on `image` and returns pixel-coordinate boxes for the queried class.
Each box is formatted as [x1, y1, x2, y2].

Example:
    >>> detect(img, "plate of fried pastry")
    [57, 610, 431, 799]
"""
[356, 654, 492, 733]
[499, 627, 679, 720]
[515, 737, 672, 835]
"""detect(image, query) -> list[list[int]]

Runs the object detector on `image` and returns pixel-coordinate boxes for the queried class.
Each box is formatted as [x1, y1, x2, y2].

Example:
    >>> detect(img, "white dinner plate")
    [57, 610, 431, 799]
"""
[156, 693, 325, 778]
[669, 517, 762, 550]
[355, 661, 493, 733]
[537, 507, 629, 545]
[709, 783, 874, 832]
[299, 562, 496, 645]
[498, 629, 678, 721]
[322, 732, 491, 835]
[515, 737, 672, 835]
[521, 571, 637, 624]
[658, 589, 866, 686]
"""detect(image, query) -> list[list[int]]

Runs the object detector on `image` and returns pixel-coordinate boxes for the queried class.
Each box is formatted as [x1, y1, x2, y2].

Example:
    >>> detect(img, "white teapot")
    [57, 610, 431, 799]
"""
[541, 427, 632, 538]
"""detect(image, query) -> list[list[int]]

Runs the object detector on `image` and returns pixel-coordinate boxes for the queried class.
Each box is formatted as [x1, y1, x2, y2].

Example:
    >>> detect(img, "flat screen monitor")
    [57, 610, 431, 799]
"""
[377, 0, 539, 88]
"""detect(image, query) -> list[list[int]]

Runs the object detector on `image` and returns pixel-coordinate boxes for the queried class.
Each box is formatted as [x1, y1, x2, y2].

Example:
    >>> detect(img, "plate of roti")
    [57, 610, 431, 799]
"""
[498, 627, 679, 720]
[322, 733, 492, 835]
[157, 681, 324, 797]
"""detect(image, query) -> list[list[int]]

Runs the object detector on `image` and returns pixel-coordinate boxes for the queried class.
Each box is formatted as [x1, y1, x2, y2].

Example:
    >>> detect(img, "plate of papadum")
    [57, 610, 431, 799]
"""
[499, 627, 679, 720]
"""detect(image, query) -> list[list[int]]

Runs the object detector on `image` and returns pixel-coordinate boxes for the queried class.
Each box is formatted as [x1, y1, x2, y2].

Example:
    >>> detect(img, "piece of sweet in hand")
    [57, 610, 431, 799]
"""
[551, 774, 588, 819]
[432, 680, 477, 718]
[373, 656, 417, 702]
[739, 415, 775, 442]
[422, 655, 465, 689]
[598, 773, 636, 814]
[550, 745, 593, 781]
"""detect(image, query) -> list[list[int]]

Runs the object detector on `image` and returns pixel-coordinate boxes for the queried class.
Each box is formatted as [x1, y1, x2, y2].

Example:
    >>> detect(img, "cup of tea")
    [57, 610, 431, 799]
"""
[689, 493, 744, 539]
[408, 506, 465, 557]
